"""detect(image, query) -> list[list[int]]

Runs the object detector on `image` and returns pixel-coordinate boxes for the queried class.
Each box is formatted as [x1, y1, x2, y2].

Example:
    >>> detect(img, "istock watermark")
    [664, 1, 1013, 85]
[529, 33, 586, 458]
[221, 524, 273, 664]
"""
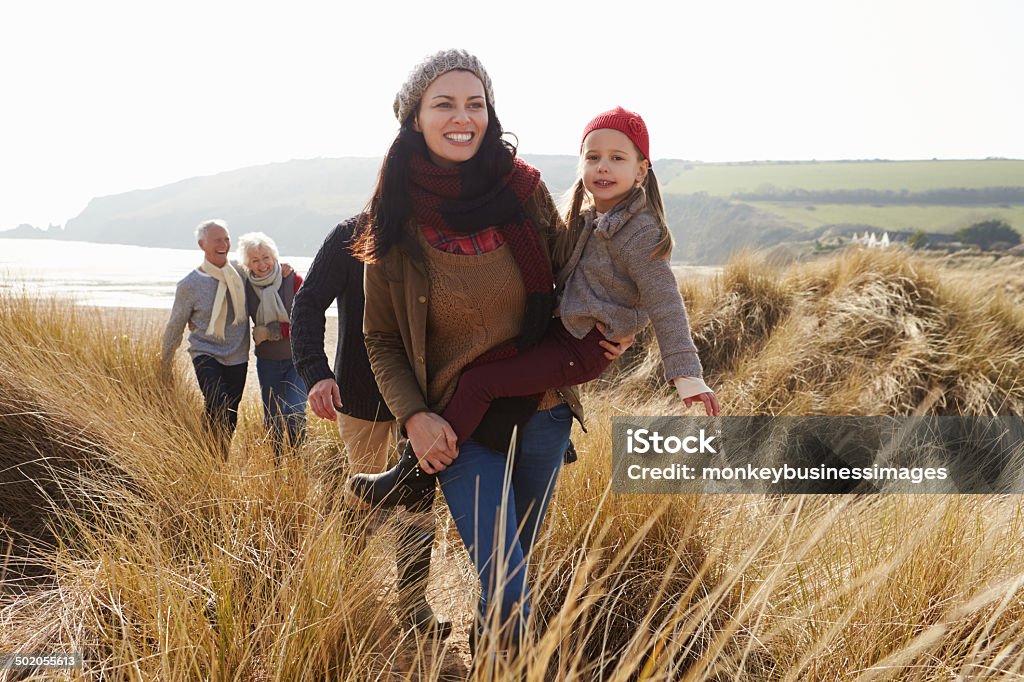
[626, 428, 718, 454]
[611, 416, 1024, 494]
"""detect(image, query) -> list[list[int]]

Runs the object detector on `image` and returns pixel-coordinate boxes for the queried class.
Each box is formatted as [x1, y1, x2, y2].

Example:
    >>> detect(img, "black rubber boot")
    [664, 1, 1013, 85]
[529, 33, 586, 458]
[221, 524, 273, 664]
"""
[397, 521, 451, 639]
[347, 441, 436, 511]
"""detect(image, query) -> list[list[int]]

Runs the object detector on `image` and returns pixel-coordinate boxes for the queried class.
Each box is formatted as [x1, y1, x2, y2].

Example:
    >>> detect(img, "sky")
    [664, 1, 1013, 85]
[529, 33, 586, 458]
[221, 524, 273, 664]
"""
[1, 0, 1021, 231]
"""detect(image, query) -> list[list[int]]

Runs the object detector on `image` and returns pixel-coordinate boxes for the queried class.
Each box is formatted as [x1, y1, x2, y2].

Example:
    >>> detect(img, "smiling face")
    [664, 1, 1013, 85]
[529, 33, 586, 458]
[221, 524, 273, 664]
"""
[581, 128, 649, 213]
[199, 224, 231, 267]
[245, 245, 276, 278]
[414, 70, 488, 167]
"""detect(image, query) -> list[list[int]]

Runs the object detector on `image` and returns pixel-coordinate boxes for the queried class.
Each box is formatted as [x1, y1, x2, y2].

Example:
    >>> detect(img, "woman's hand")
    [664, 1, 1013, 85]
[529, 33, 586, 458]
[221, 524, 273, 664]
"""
[595, 322, 635, 361]
[405, 411, 458, 474]
[308, 378, 343, 420]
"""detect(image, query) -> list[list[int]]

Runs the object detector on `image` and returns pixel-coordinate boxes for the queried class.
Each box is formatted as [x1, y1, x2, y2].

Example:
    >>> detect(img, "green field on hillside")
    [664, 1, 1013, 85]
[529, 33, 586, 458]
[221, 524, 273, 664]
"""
[749, 202, 1024, 234]
[662, 159, 1024, 195]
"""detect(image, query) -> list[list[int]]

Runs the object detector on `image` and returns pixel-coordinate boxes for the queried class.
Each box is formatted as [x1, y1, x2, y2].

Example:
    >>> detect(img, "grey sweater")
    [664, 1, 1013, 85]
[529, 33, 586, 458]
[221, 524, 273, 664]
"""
[161, 266, 250, 368]
[557, 201, 703, 380]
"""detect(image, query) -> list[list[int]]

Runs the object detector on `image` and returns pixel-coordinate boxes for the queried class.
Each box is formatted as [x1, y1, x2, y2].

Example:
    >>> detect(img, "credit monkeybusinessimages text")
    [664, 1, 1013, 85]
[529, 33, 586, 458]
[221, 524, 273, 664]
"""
[623, 427, 949, 485]
[612, 416, 1022, 494]
[626, 462, 949, 485]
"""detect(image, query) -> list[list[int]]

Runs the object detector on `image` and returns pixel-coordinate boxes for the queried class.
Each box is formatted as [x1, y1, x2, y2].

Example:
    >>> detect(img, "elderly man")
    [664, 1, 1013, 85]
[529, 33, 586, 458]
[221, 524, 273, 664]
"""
[162, 219, 250, 455]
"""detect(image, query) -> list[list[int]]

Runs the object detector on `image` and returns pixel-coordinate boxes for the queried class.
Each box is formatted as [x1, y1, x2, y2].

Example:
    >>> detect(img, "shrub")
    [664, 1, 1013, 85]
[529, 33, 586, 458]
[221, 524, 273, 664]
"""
[954, 219, 1021, 250]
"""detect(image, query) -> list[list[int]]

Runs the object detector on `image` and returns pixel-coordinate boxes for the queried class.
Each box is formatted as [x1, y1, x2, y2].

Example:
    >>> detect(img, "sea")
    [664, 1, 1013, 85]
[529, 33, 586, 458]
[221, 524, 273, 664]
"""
[0, 238, 316, 311]
[0, 238, 720, 312]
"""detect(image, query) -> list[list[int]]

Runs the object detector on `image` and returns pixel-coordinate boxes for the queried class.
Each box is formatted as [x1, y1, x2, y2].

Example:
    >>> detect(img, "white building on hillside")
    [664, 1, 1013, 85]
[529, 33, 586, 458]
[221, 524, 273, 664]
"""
[853, 231, 892, 248]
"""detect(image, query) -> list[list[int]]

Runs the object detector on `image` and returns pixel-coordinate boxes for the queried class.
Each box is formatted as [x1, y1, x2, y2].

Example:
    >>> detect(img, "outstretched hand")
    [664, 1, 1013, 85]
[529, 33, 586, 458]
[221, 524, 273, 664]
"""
[683, 391, 720, 416]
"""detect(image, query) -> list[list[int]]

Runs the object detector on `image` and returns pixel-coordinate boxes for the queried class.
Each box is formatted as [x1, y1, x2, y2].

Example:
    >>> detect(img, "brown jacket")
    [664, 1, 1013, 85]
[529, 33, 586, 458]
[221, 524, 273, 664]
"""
[363, 182, 585, 430]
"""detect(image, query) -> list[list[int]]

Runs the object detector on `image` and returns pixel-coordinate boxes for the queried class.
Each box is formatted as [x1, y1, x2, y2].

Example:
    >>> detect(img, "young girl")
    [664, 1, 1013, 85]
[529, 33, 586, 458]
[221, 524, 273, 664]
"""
[349, 106, 719, 508]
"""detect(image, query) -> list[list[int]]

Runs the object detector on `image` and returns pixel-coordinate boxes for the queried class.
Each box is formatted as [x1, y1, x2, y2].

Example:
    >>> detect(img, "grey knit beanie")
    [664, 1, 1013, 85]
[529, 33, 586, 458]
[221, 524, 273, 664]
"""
[393, 49, 495, 124]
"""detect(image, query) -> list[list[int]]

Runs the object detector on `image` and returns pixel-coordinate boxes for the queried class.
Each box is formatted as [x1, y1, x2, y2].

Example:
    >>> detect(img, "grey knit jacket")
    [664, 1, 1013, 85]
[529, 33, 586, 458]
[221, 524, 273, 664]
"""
[557, 198, 703, 380]
[161, 265, 250, 369]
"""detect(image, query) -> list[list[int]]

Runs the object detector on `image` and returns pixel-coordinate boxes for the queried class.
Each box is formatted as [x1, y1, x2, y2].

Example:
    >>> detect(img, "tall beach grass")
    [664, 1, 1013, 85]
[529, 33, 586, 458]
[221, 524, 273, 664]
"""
[2, 247, 1024, 680]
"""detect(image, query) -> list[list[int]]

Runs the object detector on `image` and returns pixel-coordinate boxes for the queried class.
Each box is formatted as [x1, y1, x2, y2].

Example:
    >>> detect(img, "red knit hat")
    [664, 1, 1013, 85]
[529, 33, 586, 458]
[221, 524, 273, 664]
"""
[580, 106, 650, 162]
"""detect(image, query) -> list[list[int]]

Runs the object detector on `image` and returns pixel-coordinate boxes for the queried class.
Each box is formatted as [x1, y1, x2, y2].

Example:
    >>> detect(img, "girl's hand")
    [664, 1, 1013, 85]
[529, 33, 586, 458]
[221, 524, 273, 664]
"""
[595, 322, 635, 361]
[405, 411, 458, 474]
[674, 376, 720, 416]
[683, 391, 720, 417]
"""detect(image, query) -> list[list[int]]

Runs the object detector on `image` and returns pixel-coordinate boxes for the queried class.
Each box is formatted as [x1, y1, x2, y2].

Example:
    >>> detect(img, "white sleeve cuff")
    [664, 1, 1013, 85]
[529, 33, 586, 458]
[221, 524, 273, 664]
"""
[673, 376, 713, 400]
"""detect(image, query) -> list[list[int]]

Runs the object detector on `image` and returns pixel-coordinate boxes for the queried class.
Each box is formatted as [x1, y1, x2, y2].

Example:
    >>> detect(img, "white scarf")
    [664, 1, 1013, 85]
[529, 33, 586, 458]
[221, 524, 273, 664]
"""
[247, 261, 291, 345]
[200, 259, 247, 340]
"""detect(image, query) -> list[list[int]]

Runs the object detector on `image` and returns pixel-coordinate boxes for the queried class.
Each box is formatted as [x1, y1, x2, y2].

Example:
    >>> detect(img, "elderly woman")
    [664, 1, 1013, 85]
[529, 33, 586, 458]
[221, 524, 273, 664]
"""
[351, 50, 631, 654]
[237, 232, 307, 451]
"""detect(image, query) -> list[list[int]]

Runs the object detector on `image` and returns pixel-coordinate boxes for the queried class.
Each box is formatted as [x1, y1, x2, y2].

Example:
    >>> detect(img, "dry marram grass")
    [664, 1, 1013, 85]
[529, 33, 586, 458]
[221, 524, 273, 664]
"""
[2, 247, 1024, 680]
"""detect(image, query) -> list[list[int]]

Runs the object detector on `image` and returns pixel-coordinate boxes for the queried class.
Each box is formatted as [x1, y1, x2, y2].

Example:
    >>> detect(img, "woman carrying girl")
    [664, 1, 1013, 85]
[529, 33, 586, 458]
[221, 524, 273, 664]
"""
[352, 49, 635, 652]
[237, 232, 308, 452]
[350, 106, 719, 510]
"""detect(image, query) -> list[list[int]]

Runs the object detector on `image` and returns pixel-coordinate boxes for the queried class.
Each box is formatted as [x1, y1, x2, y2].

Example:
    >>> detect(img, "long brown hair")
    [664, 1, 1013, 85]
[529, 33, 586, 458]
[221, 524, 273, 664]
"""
[351, 101, 517, 264]
[556, 163, 673, 266]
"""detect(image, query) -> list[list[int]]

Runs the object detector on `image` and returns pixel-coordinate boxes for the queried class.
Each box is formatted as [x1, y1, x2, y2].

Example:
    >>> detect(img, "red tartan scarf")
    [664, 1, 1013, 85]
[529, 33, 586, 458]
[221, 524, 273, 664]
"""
[408, 153, 554, 353]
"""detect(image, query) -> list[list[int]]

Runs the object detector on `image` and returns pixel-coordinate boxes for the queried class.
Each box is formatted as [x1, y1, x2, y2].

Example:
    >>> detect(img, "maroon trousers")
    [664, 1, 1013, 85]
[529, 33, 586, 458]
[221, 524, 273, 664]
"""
[442, 322, 610, 447]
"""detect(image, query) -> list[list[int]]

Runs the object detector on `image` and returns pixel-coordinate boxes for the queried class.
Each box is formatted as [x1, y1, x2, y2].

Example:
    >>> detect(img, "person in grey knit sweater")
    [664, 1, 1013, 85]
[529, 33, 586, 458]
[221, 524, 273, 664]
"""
[350, 106, 719, 511]
[161, 219, 251, 456]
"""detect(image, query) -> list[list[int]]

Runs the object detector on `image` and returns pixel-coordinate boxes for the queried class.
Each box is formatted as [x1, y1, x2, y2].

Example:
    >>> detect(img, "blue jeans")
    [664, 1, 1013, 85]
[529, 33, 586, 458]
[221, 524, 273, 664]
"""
[255, 357, 308, 451]
[437, 403, 573, 647]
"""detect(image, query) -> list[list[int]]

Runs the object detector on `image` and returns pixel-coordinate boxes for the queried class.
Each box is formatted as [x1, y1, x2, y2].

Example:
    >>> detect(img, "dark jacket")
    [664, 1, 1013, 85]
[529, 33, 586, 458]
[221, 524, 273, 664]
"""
[290, 216, 393, 422]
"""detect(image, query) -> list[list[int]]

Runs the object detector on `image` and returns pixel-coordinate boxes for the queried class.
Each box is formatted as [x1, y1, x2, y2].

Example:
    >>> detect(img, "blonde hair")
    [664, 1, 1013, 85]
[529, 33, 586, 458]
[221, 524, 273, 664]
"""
[556, 158, 673, 266]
